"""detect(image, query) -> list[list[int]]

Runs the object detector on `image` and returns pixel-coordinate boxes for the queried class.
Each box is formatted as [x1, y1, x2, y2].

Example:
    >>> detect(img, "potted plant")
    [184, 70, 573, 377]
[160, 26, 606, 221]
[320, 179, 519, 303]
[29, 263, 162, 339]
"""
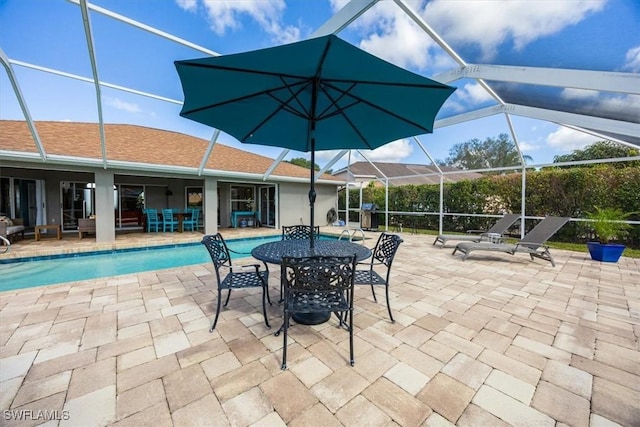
[586, 206, 633, 262]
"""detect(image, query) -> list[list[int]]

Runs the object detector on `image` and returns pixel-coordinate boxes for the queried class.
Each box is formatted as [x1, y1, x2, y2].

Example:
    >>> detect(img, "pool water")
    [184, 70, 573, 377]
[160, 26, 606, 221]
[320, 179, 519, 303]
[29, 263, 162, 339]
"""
[0, 234, 335, 292]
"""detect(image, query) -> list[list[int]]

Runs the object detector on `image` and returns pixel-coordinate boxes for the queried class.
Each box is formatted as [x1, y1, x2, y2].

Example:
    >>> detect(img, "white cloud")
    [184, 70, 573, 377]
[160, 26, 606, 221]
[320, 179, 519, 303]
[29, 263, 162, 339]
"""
[423, 0, 606, 60]
[623, 45, 640, 72]
[332, 1, 454, 73]
[518, 140, 540, 152]
[353, 139, 414, 163]
[560, 88, 600, 100]
[546, 126, 599, 152]
[104, 97, 141, 113]
[176, 0, 197, 12]
[455, 82, 494, 105]
[197, 0, 300, 43]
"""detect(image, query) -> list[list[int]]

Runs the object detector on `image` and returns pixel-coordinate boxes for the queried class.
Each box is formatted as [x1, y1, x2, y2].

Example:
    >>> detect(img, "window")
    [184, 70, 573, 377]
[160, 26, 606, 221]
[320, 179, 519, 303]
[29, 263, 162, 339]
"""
[230, 185, 254, 211]
[186, 187, 203, 209]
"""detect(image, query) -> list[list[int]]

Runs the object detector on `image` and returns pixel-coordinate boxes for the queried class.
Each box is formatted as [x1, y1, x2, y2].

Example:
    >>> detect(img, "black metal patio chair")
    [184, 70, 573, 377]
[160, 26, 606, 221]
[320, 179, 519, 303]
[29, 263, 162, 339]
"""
[281, 224, 320, 241]
[201, 233, 271, 331]
[279, 254, 357, 370]
[354, 232, 403, 323]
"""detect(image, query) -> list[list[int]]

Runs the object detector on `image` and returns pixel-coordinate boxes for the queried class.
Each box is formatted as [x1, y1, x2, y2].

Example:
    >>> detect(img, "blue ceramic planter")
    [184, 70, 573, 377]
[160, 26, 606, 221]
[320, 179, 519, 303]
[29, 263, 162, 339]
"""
[587, 242, 626, 263]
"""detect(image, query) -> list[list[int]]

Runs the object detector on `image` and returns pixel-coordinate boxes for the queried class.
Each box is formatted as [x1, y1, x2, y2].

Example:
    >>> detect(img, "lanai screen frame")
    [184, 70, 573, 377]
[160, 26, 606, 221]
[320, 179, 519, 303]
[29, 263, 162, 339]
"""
[1, 0, 639, 236]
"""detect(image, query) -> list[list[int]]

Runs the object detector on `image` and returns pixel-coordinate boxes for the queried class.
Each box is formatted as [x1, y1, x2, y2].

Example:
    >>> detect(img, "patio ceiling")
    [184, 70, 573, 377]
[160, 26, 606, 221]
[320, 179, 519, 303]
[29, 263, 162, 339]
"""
[0, 0, 638, 177]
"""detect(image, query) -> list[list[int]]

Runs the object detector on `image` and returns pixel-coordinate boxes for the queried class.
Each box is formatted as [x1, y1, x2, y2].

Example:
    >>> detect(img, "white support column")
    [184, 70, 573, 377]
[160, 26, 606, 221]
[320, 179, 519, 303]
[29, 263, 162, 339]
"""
[204, 176, 218, 235]
[94, 169, 115, 243]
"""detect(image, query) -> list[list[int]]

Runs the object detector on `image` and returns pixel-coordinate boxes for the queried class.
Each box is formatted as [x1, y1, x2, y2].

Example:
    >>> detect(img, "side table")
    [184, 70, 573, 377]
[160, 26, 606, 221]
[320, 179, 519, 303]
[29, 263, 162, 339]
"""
[35, 224, 62, 241]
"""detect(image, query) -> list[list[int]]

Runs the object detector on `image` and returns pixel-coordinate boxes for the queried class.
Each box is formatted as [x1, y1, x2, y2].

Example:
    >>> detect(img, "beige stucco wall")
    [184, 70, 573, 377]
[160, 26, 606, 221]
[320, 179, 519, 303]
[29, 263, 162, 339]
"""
[277, 182, 337, 228]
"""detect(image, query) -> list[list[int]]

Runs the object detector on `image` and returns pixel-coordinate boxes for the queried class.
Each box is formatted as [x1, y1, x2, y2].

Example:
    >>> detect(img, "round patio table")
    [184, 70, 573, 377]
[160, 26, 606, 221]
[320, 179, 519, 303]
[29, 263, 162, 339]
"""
[252, 239, 371, 325]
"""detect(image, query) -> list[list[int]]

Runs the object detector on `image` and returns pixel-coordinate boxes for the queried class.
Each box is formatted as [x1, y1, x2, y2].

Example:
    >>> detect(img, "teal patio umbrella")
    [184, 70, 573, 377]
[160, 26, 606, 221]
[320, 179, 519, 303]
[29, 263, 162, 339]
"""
[175, 34, 455, 246]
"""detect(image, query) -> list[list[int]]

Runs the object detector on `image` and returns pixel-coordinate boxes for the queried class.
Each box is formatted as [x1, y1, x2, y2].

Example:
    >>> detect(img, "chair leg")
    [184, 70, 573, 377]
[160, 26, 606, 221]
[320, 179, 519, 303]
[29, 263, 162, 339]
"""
[348, 308, 354, 366]
[281, 312, 290, 370]
[370, 283, 378, 302]
[223, 289, 232, 307]
[384, 285, 395, 323]
[210, 290, 223, 332]
[261, 284, 271, 329]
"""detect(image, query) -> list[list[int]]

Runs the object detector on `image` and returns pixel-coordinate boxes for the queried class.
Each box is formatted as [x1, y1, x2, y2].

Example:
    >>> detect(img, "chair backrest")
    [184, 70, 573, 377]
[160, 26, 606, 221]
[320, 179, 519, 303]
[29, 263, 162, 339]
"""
[519, 216, 570, 247]
[282, 255, 356, 299]
[372, 233, 404, 268]
[201, 233, 232, 275]
[190, 208, 201, 222]
[162, 209, 175, 220]
[282, 225, 320, 240]
[146, 209, 158, 221]
[486, 213, 521, 234]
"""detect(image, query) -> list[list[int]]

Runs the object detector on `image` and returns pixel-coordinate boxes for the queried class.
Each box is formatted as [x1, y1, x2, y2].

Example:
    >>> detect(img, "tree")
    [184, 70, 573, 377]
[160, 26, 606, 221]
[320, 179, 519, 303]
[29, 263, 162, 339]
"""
[286, 157, 332, 174]
[442, 133, 532, 171]
[553, 140, 639, 167]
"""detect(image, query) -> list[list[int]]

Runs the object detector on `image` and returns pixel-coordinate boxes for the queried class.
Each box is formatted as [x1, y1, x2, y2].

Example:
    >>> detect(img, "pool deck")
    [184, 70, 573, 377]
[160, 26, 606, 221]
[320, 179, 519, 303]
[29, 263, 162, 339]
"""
[1, 227, 639, 426]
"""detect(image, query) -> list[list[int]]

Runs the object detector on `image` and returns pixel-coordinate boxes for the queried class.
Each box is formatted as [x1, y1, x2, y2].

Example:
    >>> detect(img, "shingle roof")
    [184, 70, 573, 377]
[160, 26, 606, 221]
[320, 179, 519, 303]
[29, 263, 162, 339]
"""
[333, 161, 482, 186]
[0, 120, 340, 181]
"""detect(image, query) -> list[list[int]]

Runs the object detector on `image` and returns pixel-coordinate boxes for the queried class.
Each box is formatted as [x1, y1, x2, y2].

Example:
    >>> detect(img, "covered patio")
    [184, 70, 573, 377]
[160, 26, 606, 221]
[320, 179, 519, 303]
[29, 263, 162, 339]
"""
[1, 229, 638, 426]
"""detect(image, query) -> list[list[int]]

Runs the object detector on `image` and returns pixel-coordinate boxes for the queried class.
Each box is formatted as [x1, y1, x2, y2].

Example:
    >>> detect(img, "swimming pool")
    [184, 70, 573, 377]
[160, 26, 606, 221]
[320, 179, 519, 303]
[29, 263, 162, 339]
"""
[0, 234, 336, 292]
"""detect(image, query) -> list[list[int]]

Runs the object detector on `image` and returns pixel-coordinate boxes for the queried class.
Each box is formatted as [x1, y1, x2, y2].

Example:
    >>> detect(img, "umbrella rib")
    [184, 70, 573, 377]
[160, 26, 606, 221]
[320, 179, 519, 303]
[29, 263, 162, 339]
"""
[317, 83, 372, 148]
[241, 79, 313, 140]
[179, 62, 311, 81]
[320, 80, 449, 133]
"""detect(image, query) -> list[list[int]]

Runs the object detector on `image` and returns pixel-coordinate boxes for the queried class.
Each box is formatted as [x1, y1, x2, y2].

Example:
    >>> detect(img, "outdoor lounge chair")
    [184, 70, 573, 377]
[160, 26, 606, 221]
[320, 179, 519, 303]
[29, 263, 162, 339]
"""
[452, 216, 570, 267]
[433, 213, 520, 247]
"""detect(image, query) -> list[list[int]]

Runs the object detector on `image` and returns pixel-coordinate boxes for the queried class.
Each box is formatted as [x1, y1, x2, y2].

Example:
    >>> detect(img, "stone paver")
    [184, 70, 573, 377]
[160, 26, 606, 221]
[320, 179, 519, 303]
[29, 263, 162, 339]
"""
[1, 230, 639, 425]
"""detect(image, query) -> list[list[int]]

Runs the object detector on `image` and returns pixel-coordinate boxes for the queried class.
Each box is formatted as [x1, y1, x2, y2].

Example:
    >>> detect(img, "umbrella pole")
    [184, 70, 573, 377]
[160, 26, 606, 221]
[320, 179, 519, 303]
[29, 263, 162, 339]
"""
[309, 137, 316, 249]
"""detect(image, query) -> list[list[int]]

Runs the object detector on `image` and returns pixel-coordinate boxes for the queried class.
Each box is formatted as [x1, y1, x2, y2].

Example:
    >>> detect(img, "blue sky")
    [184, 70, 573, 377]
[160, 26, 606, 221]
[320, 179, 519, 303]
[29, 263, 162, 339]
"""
[1, 0, 638, 169]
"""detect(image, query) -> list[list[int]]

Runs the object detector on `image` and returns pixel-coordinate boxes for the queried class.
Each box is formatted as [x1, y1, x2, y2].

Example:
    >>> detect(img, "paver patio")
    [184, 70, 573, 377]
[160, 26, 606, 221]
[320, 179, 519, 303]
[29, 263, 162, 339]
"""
[1, 228, 639, 426]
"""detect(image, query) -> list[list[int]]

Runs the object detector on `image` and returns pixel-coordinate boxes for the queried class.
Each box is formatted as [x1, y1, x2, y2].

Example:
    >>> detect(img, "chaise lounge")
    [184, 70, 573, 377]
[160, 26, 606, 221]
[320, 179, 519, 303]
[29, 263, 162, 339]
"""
[0, 217, 25, 242]
[452, 216, 570, 267]
[433, 213, 520, 247]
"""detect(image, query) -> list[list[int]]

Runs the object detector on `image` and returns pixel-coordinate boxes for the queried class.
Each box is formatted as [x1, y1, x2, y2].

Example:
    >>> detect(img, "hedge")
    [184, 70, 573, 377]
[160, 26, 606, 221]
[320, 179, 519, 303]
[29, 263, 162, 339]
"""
[338, 165, 640, 248]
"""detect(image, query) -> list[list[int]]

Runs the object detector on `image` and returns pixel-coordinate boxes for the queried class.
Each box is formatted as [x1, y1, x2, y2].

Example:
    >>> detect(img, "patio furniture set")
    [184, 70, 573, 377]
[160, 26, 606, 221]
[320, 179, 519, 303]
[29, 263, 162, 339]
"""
[143, 208, 201, 233]
[201, 225, 404, 370]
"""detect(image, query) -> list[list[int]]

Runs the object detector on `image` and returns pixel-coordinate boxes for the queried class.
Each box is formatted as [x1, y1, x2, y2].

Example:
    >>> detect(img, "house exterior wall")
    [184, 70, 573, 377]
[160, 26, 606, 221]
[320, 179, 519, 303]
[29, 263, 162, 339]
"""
[0, 164, 340, 237]
[278, 182, 337, 228]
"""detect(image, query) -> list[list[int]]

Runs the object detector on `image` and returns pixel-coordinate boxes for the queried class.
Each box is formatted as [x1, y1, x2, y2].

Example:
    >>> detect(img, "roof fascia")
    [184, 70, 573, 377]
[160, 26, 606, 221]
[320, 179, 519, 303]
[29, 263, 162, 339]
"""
[434, 64, 640, 95]
[0, 49, 47, 161]
[0, 150, 345, 185]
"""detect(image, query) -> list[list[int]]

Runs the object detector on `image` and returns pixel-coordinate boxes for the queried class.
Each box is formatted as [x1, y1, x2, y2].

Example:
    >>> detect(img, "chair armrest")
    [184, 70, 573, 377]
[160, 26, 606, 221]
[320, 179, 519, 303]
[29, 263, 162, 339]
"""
[231, 263, 263, 273]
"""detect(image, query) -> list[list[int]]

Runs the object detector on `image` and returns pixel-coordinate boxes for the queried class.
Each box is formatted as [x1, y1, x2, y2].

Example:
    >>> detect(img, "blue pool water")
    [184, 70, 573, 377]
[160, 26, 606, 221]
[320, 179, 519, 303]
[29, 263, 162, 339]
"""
[0, 234, 335, 292]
